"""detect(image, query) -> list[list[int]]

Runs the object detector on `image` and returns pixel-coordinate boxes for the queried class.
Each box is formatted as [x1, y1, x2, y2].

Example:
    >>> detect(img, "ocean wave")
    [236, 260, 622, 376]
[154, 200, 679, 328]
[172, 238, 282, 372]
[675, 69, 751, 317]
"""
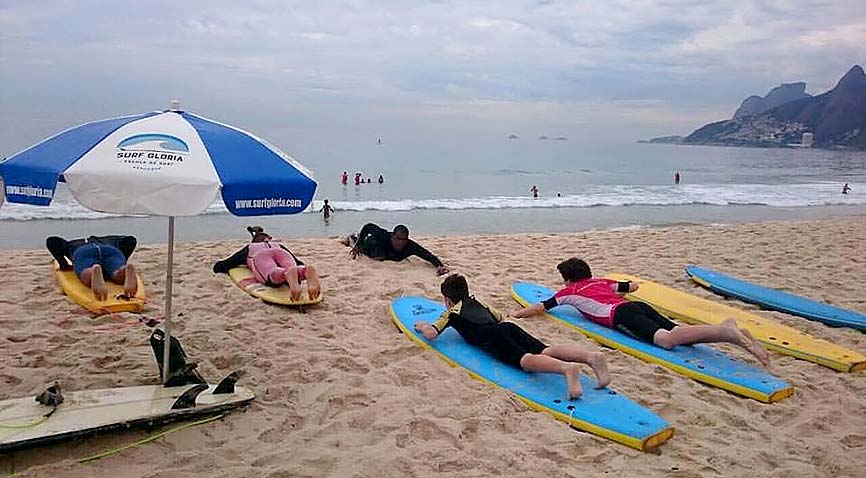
[1, 183, 862, 221]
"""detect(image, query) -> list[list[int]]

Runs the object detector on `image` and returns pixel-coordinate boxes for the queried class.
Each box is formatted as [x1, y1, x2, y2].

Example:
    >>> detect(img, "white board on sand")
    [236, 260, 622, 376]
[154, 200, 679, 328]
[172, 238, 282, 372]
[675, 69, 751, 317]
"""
[0, 382, 254, 452]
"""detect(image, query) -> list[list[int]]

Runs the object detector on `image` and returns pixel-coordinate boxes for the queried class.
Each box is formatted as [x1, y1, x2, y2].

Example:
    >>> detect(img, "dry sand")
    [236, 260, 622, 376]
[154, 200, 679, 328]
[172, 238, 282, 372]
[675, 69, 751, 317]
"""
[2, 218, 865, 478]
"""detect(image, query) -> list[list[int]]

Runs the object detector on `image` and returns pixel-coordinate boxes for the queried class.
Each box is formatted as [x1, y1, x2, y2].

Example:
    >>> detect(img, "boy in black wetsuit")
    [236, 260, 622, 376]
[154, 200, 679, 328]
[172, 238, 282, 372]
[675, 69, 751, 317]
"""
[342, 223, 449, 275]
[413, 274, 610, 400]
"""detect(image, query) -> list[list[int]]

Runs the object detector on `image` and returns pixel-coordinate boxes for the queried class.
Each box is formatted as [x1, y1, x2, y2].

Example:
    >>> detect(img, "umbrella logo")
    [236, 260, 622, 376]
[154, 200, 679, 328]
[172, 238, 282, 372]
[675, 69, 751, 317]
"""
[116, 133, 189, 171]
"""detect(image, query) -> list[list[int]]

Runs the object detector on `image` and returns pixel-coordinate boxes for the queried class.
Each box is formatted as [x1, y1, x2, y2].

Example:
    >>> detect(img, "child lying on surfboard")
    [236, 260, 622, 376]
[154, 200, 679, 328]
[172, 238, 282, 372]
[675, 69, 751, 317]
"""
[514, 258, 770, 367]
[213, 226, 321, 301]
[414, 274, 610, 400]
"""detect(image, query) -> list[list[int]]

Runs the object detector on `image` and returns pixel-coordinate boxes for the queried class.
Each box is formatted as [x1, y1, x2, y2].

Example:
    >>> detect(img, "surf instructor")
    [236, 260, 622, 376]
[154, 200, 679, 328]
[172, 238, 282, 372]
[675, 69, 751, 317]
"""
[342, 223, 449, 275]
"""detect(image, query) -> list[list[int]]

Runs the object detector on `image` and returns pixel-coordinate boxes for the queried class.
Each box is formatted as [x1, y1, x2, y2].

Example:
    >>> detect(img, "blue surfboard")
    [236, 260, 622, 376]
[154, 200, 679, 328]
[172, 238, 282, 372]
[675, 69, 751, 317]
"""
[687, 266, 866, 332]
[390, 296, 674, 451]
[511, 282, 793, 403]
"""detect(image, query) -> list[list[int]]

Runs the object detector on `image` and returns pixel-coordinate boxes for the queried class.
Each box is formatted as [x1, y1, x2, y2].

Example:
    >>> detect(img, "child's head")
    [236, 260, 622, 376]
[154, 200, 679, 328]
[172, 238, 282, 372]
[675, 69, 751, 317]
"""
[247, 225, 272, 243]
[557, 258, 592, 282]
[440, 274, 470, 305]
[324, 199, 329, 204]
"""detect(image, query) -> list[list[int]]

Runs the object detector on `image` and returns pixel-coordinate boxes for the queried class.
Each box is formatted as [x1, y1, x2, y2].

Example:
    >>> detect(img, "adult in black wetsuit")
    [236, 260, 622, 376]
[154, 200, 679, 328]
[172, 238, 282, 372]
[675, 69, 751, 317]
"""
[342, 223, 449, 275]
[46, 235, 139, 300]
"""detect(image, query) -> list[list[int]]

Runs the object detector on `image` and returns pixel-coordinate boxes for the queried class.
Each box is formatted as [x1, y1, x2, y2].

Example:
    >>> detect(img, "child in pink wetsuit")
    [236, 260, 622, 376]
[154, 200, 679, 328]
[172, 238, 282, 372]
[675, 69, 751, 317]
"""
[213, 226, 321, 301]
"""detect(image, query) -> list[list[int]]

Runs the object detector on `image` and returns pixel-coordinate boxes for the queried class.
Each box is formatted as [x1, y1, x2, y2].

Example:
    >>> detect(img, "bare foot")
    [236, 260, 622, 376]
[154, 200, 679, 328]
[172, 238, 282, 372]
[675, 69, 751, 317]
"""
[307, 276, 321, 300]
[564, 364, 583, 400]
[289, 284, 302, 301]
[723, 318, 770, 367]
[91, 265, 108, 301]
[588, 352, 611, 389]
[123, 263, 138, 298]
[740, 327, 771, 367]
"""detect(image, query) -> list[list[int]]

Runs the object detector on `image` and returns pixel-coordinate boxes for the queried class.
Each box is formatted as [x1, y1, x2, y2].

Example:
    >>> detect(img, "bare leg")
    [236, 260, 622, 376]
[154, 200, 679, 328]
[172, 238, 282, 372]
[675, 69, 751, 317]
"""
[284, 267, 302, 301]
[86, 265, 108, 301]
[305, 265, 320, 300]
[115, 263, 138, 298]
[543, 346, 610, 388]
[653, 319, 770, 366]
[520, 353, 583, 399]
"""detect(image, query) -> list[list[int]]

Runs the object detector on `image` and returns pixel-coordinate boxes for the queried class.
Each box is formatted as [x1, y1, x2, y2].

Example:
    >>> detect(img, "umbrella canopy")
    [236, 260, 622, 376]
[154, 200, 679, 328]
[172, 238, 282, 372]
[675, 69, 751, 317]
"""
[1, 103, 317, 382]
[1, 108, 316, 215]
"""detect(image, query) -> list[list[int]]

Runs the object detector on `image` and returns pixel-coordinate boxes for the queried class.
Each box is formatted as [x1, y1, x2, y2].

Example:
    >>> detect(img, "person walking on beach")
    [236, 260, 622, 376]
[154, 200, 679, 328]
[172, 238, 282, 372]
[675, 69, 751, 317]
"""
[514, 258, 770, 367]
[414, 274, 610, 399]
[341, 171, 348, 185]
[842, 183, 852, 194]
[530, 185, 539, 198]
[319, 199, 335, 220]
[674, 171, 681, 184]
[341, 223, 449, 275]
[47, 235, 139, 301]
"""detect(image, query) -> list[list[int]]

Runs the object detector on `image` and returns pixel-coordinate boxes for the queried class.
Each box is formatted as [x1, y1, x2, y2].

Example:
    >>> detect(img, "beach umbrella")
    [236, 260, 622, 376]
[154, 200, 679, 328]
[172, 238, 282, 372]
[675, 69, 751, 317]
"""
[0, 100, 317, 383]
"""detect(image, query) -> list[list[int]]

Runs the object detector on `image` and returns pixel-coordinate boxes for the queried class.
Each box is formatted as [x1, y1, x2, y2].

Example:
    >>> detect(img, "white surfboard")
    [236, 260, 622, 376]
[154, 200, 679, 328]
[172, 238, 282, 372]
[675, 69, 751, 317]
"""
[0, 381, 254, 452]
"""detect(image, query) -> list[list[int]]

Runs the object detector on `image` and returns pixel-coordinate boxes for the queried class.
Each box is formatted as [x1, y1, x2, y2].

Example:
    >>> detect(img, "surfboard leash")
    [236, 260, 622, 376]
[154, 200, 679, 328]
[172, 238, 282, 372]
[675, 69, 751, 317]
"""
[76, 413, 225, 464]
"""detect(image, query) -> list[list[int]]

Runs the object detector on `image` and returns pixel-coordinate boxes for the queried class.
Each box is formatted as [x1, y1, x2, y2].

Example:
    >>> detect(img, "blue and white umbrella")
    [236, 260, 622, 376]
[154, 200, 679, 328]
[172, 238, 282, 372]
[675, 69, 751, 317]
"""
[0, 101, 317, 382]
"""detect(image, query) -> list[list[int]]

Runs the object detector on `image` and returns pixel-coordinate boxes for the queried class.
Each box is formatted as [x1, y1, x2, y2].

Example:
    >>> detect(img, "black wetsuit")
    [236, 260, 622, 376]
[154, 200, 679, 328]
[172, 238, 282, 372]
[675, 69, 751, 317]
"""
[433, 297, 546, 368]
[46, 235, 137, 271]
[353, 223, 443, 267]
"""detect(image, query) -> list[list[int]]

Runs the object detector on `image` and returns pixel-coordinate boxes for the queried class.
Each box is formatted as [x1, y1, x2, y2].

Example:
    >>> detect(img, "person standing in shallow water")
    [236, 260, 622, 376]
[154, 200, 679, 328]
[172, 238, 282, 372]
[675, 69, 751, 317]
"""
[674, 171, 681, 184]
[319, 199, 335, 221]
[842, 183, 851, 194]
[341, 171, 348, 185]
[378, 174, 384, 184]
[529, 185, 539, 198]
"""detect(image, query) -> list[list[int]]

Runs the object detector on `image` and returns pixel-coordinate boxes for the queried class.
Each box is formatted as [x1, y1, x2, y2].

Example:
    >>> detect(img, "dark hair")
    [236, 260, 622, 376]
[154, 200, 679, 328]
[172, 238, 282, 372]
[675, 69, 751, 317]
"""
[440, 274, 470, 302]
[393, 224, 409, 235]
[557, 258, 592, 282]
[247, 225, 270, 243]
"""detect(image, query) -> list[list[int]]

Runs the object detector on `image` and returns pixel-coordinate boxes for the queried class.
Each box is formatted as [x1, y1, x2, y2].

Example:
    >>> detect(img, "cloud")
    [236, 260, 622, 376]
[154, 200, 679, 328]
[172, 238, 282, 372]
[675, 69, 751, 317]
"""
[1, 0, 864, 152]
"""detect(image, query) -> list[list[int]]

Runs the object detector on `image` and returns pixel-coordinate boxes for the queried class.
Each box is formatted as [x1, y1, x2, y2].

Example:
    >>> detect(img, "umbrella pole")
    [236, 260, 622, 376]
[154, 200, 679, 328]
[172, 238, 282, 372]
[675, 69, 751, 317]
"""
[162, 216, 175, 384]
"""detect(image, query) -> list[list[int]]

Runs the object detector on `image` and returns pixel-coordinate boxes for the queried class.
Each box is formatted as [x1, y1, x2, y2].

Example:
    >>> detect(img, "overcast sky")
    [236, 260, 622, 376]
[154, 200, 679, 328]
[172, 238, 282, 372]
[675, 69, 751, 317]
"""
[1, 0, 864, 158]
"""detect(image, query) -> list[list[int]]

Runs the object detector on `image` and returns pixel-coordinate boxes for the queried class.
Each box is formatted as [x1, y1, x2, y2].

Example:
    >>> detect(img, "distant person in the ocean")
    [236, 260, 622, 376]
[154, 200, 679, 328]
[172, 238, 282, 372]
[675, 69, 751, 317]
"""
[354, 173, 362, 186]
[341, 171, 348, 185]
[377, 137, 383, 145]
[47, 235, 139, 301]
[341, 223, 449, 275]
[367, 178, 372, 183]
[378, 174, 384, 184]
[530, 185, 539, 198]
[842, 183, 852, 194]
[514, 258, 770, 367]
[319, 199, 335, 220]
[557, 192, 562, 197]
[674, 171, 681, 184]
[213, 226, 320, 301]
[414, 274, 610, 399]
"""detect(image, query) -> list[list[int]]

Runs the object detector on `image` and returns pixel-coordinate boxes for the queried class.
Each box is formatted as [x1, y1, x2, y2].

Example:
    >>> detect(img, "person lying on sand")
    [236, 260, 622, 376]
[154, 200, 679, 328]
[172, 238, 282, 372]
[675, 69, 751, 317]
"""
[46, 235, 138, 301]
[414, 274, 610, 400]
[213, 226, 320, 301]
[514, 258, 770, 367]
[341, 223, 449, 276]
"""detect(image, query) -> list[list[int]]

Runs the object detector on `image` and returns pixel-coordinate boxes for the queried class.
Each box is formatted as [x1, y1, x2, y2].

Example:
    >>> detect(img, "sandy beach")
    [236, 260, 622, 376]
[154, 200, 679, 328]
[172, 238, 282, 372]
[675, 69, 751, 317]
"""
[2, 217, 865, 478]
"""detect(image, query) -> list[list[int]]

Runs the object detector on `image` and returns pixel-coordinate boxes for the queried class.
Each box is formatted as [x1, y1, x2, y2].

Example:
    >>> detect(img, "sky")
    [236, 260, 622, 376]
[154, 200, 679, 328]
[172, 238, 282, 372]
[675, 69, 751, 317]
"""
[1, 0, 864, 162]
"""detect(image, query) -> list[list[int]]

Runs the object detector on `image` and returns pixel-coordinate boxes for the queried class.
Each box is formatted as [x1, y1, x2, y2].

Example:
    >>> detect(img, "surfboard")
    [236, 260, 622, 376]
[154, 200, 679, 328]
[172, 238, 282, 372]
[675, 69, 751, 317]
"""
[511, 282, 793, 403]
[227, 266, 323, 306]
[606, 273, 866, 373]
[686, 266, 866, 332]
[390, 296, 674, 451]
[0, 381, 254, 452]
[54, 262, 146, 314]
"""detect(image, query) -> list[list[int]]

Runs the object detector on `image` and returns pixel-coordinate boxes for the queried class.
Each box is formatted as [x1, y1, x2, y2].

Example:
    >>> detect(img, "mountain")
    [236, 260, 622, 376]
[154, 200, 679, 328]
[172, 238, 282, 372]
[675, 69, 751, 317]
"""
[685, 66, 866, 149]
[733, 82, 811, 118]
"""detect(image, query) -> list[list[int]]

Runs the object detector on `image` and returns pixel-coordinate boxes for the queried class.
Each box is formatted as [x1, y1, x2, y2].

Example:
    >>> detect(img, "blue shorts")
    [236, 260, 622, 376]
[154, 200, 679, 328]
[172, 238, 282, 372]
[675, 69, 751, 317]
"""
[72, 244, 126, 280]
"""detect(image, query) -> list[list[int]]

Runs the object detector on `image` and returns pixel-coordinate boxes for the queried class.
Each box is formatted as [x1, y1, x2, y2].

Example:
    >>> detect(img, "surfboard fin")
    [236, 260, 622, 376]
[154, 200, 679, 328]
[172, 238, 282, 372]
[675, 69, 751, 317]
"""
[171, 383, 209, 410]
[34, 382, 64, 407]
[213, 372, 239, 395]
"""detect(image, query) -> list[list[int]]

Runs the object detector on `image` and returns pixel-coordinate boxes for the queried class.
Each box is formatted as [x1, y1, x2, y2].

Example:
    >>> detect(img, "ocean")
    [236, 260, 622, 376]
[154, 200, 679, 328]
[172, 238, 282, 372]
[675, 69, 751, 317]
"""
[2, 142, 864, 249]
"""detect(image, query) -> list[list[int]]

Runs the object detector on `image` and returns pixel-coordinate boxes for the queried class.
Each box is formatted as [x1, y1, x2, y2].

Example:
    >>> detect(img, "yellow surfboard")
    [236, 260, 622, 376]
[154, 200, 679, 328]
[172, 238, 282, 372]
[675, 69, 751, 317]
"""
[227, 266, 323, 306]
[54, 262, 146, 314]
[606, 273, 866, 373]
